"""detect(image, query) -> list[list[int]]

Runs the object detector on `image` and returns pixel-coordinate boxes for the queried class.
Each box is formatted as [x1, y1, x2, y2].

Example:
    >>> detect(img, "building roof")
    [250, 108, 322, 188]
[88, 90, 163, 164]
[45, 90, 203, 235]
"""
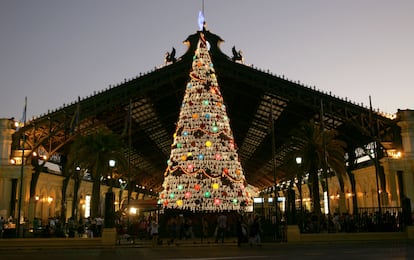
[13, 29, 401, 193]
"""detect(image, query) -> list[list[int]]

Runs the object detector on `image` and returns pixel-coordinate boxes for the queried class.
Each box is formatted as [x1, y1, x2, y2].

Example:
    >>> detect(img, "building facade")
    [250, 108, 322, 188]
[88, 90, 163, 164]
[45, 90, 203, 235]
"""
[1, 110, 414, 226]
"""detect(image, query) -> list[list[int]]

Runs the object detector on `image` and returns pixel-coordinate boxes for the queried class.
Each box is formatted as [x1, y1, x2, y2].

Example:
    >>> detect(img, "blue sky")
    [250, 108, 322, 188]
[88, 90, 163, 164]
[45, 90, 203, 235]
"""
[1, 0, 413, 120]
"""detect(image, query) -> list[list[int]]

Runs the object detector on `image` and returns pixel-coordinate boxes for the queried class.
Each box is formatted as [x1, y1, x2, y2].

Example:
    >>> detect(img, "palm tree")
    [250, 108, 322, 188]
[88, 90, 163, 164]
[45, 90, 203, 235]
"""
[61, 157, 86, 221]
[67, 129, 127, 220]
[289, 119, 347, 216]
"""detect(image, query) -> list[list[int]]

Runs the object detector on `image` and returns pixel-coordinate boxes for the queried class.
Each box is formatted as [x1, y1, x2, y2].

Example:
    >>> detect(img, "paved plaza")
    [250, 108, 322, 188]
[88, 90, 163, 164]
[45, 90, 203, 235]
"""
[0, 239, 413, 260]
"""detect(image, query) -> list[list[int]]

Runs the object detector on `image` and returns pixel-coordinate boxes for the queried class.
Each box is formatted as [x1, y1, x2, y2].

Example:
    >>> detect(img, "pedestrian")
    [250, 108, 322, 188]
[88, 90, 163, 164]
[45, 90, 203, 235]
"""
[150, 219, 159, 247]
[202, 217, 209, 239]
[67, 217, 76, 238]
[215, 213, 227, 243]
[249, 215, 261, 246]
[236, 214, 247, 246]
[95, 216, 103, 237]
[0, 216, 4, 238]
[77, 218, 85, 238]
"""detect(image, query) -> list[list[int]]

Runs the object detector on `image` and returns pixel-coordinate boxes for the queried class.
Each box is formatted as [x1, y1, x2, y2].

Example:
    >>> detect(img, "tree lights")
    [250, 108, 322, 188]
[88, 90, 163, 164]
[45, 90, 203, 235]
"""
[159, 32, 252, 212]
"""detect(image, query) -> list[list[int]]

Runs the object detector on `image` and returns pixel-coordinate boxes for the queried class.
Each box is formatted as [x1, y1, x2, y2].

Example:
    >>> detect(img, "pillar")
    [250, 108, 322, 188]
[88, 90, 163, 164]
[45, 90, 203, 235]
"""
[0, 118, 15, 165]
[397, 109, 414, 213]
[397, 110, 414, 158]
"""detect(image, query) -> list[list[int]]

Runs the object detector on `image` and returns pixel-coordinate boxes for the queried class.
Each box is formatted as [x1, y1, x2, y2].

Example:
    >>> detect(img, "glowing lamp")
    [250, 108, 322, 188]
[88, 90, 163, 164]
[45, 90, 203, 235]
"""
[198, 154, 204, 160]
[204, 191, 211, 198]
[176, 200, 183, 207]
[194, 184, 201, 191]
[212, 126, 219, 133]
[205, 141, 212, 147]
[169, 193, 175, 199]
[214, 198, 220, 205]
[223, 168, 229, 174]
[177, 142, 182, 148]
[232, 198, 238, 205]
[185, 192, 191, 199]
[192, 113, 199, 119]
[187, 164, 194, 170]
[212, 183, 219, 190]
[178, 185, 184, 190]
[215, 153, 221, 160]
[203, 100, 209, 106]
[181, 155, 187, 161]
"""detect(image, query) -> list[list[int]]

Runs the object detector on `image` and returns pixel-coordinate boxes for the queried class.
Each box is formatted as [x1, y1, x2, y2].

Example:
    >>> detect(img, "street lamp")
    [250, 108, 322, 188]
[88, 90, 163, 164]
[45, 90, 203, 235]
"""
[109, 159, 116, 168]
[296, 157, 304, 232]
[105, 159, 116, 228]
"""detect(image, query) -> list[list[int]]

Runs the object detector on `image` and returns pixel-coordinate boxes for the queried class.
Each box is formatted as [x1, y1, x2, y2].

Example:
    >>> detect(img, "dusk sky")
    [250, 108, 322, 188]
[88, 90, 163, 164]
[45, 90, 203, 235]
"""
[1, 1, 413, 120]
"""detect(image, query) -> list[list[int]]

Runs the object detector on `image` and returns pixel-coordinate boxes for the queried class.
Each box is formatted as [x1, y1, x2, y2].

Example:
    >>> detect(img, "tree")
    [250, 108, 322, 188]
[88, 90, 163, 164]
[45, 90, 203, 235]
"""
[289, 119, 347, 216]
[159, 32, 252, 212]
[61, 157, 86, 221]
[67, 130, 127, 219]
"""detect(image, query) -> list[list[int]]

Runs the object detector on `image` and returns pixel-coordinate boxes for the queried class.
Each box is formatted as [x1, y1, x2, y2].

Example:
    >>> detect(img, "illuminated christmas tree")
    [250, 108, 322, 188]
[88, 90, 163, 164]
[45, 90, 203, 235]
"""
[158, 31, 252, 212]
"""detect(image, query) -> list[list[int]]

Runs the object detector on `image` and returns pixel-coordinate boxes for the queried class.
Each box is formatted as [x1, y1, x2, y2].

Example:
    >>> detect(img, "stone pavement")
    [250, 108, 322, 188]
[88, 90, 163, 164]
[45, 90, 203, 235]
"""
[1, 225, 413, 251]
[0, 237, 241, 250]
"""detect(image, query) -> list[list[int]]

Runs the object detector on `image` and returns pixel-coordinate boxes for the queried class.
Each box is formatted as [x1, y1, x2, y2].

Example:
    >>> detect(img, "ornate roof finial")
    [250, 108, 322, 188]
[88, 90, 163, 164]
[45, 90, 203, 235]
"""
[198, 10, 205, 31]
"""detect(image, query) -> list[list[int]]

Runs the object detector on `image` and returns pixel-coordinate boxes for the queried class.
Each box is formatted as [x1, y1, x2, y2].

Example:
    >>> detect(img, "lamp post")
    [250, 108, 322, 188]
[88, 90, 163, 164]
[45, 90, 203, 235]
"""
[105, 159, 116, 228]
[270, 98, 279, 240]
[296, 157, 304, 232]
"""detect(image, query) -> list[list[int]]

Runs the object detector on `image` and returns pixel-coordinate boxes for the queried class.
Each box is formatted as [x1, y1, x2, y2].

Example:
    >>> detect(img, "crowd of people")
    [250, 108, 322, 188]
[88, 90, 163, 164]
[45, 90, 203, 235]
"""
[0, 215, 106, 238]
[300, 211, 408, 233]
[2, 209, 409, 241]
[112, 212, 266, 247]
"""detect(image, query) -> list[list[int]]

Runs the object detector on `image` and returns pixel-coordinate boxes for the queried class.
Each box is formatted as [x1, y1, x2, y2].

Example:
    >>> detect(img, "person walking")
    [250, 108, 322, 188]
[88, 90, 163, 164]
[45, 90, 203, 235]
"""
[0, 216, 5, 238]
[215, 213, 227, 243]
[150, 219, 159, 247]
[236, 215, 247, 246]
[202, 217, 209, 240]
[249, 215, 261, 246]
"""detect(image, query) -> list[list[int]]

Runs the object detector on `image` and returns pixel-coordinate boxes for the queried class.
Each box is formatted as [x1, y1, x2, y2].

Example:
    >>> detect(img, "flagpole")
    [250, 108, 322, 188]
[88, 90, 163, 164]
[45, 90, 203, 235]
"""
[17, 96, 27, 238]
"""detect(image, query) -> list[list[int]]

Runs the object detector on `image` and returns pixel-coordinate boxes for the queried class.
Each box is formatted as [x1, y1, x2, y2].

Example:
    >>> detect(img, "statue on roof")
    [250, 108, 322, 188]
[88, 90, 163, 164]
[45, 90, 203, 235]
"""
[165, 47, 177, 64]
[232, 46, 244, 63]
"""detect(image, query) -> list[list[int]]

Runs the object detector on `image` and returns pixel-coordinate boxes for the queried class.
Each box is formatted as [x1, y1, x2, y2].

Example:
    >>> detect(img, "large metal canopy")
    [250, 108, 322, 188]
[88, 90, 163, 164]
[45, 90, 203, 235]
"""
[12, 29, 401, 193]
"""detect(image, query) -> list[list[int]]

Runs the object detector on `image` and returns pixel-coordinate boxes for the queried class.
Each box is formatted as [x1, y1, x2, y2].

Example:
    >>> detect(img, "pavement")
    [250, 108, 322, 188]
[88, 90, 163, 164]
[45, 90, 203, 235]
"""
[0, 236, 245, 251]
[0, 229, 412, 251]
